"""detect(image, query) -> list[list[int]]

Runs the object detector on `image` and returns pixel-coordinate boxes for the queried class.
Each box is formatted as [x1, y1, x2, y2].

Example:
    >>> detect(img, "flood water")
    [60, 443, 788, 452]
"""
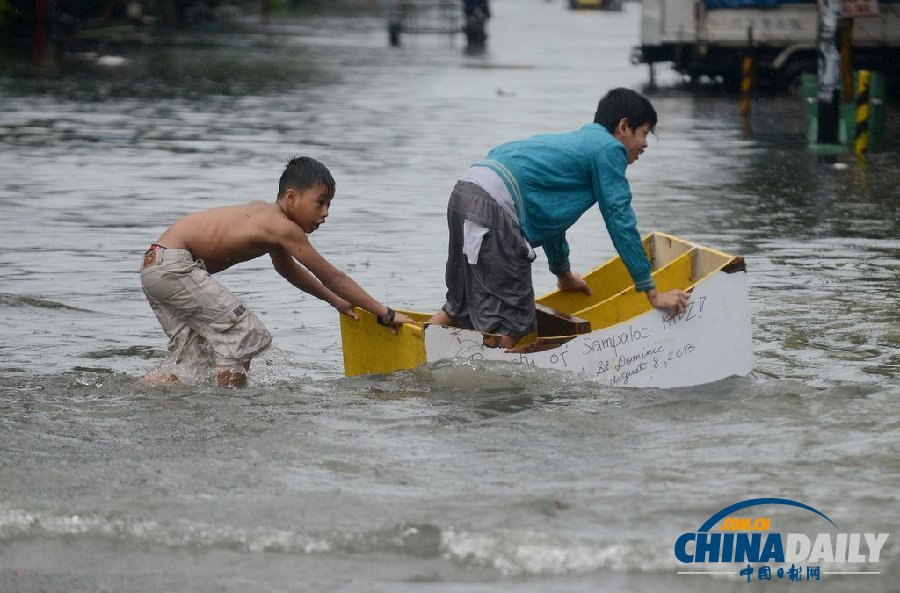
[1, 1, 898, 591]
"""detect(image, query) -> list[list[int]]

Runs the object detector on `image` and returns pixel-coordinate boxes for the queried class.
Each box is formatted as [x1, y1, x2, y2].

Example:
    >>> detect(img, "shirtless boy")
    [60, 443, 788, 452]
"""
[140, 156, 413, 387]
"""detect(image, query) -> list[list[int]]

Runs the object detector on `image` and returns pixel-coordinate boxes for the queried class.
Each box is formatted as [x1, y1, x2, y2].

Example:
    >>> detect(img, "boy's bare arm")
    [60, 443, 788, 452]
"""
[294, 240, 392, 318]
[271, 221, 402, 321]
[270, 248, 354, 315]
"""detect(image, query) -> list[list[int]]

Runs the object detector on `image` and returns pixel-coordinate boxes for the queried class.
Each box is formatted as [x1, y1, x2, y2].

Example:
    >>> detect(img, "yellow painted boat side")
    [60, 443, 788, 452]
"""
[536, 233, 695, 316]
[575, 248, 696, 330]
[535, 238, 650, 314]
[691, 246, 735, 283]
[340, 308, 428, 377]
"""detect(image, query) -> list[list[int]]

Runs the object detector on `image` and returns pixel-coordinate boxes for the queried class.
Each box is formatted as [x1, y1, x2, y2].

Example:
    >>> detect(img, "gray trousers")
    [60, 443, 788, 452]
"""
[441, 180, 537, 339]
[141, 247, 272, 369]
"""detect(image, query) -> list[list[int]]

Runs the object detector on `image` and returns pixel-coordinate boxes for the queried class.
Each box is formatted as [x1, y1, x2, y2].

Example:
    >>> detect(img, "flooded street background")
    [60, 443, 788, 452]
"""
[1, 1, 898, 591]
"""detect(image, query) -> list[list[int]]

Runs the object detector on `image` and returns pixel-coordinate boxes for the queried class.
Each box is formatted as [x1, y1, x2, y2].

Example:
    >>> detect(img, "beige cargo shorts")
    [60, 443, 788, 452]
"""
[140, 246, 272, 370]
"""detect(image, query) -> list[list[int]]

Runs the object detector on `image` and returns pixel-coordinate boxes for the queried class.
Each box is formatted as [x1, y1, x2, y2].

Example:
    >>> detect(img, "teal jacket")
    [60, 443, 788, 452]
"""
[474, 123, 654, 292]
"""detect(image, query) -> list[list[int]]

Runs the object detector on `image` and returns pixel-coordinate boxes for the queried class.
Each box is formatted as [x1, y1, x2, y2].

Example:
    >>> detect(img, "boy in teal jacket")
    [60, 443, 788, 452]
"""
[429, 88, 689, 348]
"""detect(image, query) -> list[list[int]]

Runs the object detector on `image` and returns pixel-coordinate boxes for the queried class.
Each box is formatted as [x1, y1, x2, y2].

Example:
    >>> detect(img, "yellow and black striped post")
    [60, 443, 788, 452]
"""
[739, 27, 753, 137]
[854, 70, 871, 158]
[740, 55, 752, 117]
[740, 27, 753, 119]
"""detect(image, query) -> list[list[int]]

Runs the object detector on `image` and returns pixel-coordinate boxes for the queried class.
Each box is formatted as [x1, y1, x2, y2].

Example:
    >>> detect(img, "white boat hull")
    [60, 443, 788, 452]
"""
[425, 269, 752, 388]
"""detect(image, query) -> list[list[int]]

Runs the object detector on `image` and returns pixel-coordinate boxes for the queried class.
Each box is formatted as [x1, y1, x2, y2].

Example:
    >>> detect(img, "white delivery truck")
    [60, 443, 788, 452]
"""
[631, 0, 900, 88]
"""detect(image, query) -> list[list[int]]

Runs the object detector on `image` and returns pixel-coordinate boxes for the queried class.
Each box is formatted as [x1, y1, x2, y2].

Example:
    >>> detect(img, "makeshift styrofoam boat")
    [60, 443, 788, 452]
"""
[340, 232, 752, 388]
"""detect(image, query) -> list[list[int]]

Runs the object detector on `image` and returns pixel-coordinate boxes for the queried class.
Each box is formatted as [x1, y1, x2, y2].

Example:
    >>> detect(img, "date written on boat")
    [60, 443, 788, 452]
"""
[603, 343, 697, 386]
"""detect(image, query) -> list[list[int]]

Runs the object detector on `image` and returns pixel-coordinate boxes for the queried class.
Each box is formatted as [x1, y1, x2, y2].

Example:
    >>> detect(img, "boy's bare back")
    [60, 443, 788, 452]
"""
[157, 200, 298, 274]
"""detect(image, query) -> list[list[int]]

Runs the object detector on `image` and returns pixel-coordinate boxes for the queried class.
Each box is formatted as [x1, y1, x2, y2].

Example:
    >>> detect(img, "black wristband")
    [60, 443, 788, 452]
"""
[376, 307, 396, 326]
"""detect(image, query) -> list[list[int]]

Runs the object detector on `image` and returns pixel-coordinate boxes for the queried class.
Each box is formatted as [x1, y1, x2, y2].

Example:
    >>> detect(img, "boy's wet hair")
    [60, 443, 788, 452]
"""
[593, 88, 658, 135]
[278, 156, 336, 198]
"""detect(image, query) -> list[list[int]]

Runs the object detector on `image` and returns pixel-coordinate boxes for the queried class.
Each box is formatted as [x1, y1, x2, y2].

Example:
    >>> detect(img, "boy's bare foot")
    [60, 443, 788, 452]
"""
[427, 309, 454, 326]
[482, 334, 517, 349]
[142, 370, 179, 384]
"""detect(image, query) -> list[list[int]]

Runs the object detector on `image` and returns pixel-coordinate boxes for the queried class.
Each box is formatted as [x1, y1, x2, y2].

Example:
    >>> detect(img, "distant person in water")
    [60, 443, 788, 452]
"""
[140, 156, 413, 387]
[463, 0, 490, 19]
[429, 88, 690, 349]
[463, 0, 490, 50]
